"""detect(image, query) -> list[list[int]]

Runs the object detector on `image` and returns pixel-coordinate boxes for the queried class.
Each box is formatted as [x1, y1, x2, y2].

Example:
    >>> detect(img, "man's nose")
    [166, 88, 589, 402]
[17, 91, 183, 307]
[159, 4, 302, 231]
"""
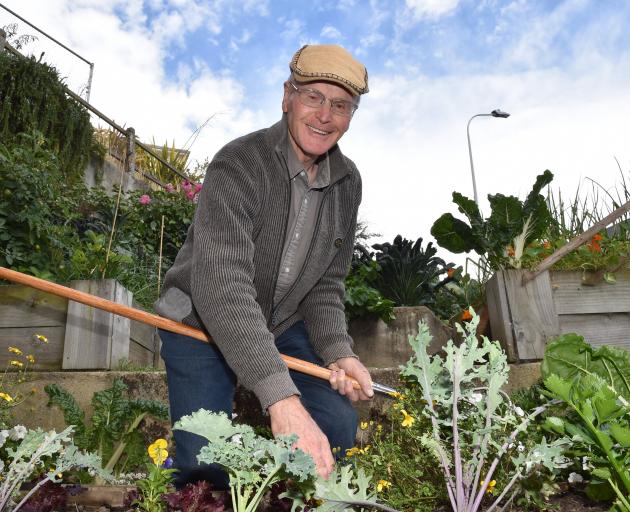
[315, 100, 334, 121]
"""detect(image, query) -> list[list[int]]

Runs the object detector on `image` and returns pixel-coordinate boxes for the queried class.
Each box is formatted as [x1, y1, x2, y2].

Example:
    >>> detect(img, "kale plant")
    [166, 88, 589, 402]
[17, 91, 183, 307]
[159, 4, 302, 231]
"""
[44, 378, 169, 476]
[174, 409, 393, 512]
[0, 425, 110, 512]
[400, 313, 570, 511]
[371, 235, 456, 315]
[431, 170, 554, 270]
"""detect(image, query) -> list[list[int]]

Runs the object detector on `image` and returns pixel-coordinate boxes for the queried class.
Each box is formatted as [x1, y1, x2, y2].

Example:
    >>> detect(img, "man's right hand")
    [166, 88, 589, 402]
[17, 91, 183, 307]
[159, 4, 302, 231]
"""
[268, 395, 334, 478]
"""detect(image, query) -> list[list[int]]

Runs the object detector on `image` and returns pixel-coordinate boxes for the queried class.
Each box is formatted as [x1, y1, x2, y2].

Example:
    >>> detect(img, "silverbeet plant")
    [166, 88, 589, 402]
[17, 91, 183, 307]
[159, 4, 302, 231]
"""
[401, 312, 570, 512]
[0, 425, 111, 512]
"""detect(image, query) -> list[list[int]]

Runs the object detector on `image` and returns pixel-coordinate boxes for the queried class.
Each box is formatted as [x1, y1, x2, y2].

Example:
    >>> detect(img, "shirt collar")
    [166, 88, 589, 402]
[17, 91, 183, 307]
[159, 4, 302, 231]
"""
[285, 137, 331, 189]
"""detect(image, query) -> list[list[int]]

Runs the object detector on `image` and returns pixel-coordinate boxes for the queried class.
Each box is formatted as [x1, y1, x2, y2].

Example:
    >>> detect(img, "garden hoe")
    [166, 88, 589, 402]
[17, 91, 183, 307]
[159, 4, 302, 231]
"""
[0, 266, 397, 397]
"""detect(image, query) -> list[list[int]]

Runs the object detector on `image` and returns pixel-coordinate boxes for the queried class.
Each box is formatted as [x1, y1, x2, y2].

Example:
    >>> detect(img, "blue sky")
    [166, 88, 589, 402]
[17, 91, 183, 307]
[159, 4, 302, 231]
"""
[3, 0, 630, 265]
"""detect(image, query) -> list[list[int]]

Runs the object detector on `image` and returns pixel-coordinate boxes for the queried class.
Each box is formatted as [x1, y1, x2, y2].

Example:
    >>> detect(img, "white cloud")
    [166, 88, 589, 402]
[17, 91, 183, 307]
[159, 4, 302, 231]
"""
[320, 24, 342, 40]
[404, 0, 460, 21]
[280, 17, 306, 41]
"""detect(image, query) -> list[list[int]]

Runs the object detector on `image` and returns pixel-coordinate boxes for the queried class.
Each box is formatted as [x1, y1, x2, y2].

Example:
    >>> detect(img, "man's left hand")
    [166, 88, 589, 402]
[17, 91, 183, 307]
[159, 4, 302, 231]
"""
[328, 357, 374, 401]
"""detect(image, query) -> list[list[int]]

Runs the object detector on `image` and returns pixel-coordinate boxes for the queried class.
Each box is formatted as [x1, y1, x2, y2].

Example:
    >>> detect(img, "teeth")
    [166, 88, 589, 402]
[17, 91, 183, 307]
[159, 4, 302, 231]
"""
[308, 125, 329, 135]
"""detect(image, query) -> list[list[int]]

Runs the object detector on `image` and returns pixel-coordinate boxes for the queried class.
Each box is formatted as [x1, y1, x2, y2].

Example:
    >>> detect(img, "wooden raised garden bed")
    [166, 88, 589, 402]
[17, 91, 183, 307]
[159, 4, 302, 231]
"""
[0, 280, 159, 370]
[486, 268, 630, 362]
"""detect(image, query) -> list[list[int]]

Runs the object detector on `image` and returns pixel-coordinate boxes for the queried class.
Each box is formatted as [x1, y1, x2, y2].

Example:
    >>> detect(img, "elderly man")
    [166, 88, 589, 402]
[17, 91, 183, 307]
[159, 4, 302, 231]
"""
[155, 44, 373, 488]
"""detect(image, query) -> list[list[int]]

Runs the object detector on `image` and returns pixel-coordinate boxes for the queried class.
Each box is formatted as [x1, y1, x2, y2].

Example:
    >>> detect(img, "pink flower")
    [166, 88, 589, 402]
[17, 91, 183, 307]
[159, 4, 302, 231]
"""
[139, 194, 151, 205]
[165, 183, 175, 193]
[194, 183, 203, 193]
[185, 190, 196, 201]
[182, 180, 192, 192]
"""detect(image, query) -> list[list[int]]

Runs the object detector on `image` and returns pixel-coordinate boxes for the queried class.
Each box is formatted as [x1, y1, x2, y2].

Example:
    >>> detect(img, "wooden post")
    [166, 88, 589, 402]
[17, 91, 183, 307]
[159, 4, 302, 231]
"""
[62, 280, 133, 369]
[126, 127, 136, 174]
[486, 269, 560, 361]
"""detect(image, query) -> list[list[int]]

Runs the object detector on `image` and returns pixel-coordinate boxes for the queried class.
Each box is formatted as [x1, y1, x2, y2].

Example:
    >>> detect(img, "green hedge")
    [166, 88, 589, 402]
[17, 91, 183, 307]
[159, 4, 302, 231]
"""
[0, 50, 93, 182]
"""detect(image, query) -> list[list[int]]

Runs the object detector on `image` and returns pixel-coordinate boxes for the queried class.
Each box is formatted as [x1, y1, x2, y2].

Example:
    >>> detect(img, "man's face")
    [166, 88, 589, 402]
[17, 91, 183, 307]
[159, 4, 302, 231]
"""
[282, 80, 355, 164]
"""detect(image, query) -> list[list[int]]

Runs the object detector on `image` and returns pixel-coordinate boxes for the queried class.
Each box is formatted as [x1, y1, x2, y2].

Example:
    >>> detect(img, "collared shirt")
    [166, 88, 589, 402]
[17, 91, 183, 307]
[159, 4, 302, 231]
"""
[273, 142, 331, 305]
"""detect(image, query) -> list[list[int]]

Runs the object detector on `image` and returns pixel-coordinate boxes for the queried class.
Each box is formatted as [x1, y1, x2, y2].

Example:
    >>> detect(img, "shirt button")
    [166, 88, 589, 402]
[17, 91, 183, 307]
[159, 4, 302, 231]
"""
[295, 233, 299, 239]
[304, 198, 308, 204]
[285, 267, 290, 273]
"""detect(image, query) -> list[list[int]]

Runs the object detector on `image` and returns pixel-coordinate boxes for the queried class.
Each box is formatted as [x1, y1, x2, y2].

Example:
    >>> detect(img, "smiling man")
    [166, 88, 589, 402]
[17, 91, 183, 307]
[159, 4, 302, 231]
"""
[155, 44, 373, 488]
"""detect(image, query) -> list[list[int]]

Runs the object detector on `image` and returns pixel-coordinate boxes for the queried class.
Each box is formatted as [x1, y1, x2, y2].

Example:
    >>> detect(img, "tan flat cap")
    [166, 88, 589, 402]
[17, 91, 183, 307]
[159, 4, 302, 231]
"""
[290, 44, 369, 96]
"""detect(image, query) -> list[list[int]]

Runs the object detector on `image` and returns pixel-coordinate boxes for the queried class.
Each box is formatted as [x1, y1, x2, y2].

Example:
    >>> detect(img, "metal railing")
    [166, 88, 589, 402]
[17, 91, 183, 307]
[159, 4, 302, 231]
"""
[0, 28, 189, 189]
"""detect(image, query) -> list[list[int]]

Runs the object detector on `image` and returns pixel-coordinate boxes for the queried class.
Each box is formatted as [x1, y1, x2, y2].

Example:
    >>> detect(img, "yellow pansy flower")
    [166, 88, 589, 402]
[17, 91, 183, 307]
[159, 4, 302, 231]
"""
[377, 479, 392, 492]
[148, 438, 168, 465]
[481, 479, 497, 494]
[34, 334, 48, 344]
[401, 409, 415, 428]
[8, 347, 22, 355]
[360, 421, 369, 430]
[10, 360, 23, 368]
[0, 392, 13, 402]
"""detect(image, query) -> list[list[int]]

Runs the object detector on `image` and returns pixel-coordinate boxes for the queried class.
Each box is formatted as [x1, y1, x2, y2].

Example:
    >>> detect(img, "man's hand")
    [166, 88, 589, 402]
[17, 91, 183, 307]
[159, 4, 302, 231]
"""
[268, 395, 334, 478]
[328, 357, 374, 402]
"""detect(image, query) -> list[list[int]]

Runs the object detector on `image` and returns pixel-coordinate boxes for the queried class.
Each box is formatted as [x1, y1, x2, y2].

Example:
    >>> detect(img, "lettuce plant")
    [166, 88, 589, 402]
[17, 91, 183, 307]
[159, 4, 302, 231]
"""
[0, 425, 110, 512]
[400, 313, 570, 512]
[542, 334, 630, 510]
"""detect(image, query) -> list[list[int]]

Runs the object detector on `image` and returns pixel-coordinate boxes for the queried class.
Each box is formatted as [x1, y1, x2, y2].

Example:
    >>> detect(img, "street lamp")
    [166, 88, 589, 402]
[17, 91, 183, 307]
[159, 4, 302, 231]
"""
[467, 109, 510, 206]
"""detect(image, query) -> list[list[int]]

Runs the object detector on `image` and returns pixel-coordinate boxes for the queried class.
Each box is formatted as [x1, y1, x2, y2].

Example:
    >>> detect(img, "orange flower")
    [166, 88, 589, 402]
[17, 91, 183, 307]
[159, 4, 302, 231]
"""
[447, 268, 455, 278]
[461, 309, 473, 321]
[587, 233, 603, 253]
[507, 245, 515, 257]
[543, 241, 552, 249]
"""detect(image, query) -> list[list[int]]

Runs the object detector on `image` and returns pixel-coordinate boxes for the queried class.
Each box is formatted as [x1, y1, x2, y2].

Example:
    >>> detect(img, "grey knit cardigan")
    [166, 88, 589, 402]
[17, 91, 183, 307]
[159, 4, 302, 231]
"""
[155, 116, 362, 410]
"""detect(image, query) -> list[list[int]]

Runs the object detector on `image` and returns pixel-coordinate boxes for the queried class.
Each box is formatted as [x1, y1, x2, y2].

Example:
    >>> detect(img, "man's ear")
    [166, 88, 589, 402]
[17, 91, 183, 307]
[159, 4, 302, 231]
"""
[282, 82, 291, 113]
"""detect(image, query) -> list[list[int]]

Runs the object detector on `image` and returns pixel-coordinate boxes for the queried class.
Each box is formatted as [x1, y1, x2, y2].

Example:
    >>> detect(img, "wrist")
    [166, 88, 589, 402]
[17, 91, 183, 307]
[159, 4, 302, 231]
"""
[268, 394, 302, 416]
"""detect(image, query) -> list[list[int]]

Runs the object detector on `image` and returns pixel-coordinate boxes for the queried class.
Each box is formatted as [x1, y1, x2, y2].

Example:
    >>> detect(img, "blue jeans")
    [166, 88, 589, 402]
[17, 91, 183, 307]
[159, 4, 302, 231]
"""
[159, 321, 358, 489]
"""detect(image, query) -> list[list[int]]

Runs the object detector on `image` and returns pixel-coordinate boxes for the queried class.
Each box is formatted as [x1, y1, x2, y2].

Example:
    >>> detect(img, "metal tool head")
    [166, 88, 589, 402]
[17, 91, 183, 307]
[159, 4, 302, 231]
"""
[372, 381, 399, 398]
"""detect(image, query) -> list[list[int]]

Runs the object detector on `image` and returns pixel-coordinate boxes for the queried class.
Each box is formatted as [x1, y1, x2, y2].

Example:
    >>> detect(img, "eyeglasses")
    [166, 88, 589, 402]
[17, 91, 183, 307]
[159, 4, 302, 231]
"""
[288, 82, 358, 118]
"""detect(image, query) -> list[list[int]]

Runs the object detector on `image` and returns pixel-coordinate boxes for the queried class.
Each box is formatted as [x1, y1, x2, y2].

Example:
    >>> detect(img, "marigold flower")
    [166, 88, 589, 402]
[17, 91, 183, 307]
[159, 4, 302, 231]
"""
[377, 479, 392, 492]
[148, 438, 168, 466]
[26, 355, 35, 363]
[345, 447, 361, 457]
[139, 194, 151, 205]
[401, 409, 415, 428]
[447, 268, 456, 278]
[506, 245, 515, 257]
[461, 309, 473, 321]
[0, 392, 13, 402]
[543, 241, 552, 249]
[10, 360, 23, 368]
[34, 334, 48, 344]
[360, 421, 369, 430]
[7, 347, 22, 355]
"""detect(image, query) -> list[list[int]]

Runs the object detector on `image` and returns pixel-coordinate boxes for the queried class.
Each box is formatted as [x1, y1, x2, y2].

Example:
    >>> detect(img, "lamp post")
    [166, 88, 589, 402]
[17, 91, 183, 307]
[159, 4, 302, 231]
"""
[467, 109, 510, 206]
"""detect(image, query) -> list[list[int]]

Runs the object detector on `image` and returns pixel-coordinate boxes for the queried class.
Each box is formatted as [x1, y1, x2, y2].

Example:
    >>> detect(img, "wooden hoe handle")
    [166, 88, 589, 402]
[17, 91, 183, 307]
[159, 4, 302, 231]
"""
[0, 266, 362, 390]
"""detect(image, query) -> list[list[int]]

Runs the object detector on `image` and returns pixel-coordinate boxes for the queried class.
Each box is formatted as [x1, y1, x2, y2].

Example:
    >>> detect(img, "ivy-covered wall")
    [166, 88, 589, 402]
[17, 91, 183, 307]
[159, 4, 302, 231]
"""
[0, 50, 93, 182]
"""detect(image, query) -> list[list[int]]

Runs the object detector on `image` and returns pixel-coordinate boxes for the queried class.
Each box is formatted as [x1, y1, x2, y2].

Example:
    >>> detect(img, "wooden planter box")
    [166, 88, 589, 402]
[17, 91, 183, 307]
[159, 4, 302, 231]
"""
[0, 280, 159, 370]
[486, 269, 630, 362]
